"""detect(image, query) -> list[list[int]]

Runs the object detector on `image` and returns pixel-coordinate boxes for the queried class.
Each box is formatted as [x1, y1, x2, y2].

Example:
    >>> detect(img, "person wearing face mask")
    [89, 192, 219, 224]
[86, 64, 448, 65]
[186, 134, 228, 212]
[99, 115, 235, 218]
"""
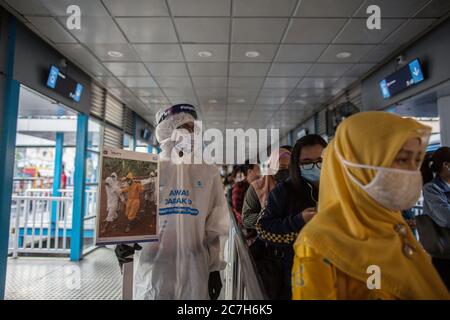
[419, 147, 450, 290]
[232, 162, 261, 226]
[256, 135, 327, 300]
[242, 146, 292, 231]
[291, 112, 449, 300]
[115, 104, 229, 300]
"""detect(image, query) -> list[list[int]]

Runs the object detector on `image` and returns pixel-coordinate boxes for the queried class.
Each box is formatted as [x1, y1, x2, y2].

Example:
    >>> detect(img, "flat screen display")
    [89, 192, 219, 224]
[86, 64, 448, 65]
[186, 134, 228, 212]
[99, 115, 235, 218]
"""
[379, 58, 425, 99]
[46, 65, 83, 102]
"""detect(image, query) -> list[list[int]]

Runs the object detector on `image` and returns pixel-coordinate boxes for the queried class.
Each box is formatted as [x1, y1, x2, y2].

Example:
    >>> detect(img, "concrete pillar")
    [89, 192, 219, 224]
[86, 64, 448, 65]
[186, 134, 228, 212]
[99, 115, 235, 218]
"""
[437, 95, 450, 147]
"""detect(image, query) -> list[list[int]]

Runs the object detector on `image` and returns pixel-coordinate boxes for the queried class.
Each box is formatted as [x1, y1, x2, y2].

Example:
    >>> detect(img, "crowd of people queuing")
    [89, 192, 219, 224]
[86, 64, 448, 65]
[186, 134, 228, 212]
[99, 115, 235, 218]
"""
[224, 111, 450, 300]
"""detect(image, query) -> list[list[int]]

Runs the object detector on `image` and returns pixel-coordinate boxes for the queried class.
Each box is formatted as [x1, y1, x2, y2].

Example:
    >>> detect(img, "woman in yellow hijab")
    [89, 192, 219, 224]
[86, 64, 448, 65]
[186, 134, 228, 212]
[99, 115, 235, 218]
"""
[292, 111, 450, 300]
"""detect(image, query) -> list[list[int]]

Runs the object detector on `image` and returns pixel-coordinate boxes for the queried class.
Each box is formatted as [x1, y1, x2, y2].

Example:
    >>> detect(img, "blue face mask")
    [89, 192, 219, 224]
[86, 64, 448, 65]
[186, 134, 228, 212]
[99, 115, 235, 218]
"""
[301, 166, 321, 183]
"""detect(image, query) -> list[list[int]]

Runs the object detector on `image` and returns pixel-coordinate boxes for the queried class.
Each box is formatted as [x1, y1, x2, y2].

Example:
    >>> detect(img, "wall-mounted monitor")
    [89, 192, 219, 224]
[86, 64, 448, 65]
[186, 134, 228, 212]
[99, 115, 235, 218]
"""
[379, 58, 425, 100]
[46, 65, 84, 102]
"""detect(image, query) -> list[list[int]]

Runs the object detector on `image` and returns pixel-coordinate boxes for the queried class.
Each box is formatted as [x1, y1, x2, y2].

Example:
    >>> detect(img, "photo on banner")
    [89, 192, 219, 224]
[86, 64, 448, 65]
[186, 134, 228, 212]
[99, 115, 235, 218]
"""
[96, 148, 159, 245]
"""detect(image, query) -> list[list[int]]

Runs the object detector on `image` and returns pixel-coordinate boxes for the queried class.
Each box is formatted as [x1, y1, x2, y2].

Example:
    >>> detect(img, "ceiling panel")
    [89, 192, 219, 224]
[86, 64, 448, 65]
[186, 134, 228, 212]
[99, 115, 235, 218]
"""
[56, 16, 127, 43]
[174, 18, 230, 43]
[333, 18, 405, 44]
[95, 76, 124, 88]
[255, 97, 286, 105]
[26, 17, 77, 43]
[233, 0, 297, 17]
[86, 43, 140, 61]
[297, 77, 339, 88]
[192, 77, 228, 87]
[104, 62, 150, 76]
[117, 77, 158, 87]
[116, 18, 178, 43]
[284, 18, 347, 43]
[415, 0, 450, 18]
[182, 44, 229, 62]
[259, 88, 293, 97]
[188, 63, 228, 76]
[155, 77, 192, 87]
[133, 44, 184, 61]
[268, 63, 311, 77]
[263, 77, 300, 88]
[359, 44, 397, 63]
[4, 0, 50, 15]
[343, 63, 376, 77]
[232, 18, 289, 43]
[230, 44, 278, 62]
[40, 0, 110, 16]
[168, 0, 231, 16]
[228, 77, 265, 88]
[55, 44, 112, 77]
[295, 0, 364, 17]
[9, 0, 446, 134]
[229, 63, 271, 76]
[130, 87, 165, 97]
[353, 0, 429, 18]
[383, 18, 437, 45]
[145, 62, 188, 76]
[306, 63, 354, 77]
[317, 44, 375, 63]
[104, 0, 169, 16]
[275, 44, 327, 62]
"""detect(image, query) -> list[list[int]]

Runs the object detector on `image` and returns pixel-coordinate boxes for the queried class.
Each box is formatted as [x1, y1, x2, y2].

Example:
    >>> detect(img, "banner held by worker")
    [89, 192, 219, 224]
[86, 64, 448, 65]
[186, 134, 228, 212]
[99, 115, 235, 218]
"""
[96, 148, 159, 245]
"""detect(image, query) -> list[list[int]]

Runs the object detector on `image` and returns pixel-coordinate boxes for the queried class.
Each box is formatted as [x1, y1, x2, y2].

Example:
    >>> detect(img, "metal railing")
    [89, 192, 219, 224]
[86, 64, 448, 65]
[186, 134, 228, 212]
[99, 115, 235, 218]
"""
[9, 188, 99, 257]
[224, 211, 267, 300]
[9, 195, 73, 257]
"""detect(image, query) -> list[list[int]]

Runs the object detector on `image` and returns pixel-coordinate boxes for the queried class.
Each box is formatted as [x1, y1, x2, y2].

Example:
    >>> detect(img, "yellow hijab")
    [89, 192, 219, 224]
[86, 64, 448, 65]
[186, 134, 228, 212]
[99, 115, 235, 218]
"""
[294, 111, 449, 299]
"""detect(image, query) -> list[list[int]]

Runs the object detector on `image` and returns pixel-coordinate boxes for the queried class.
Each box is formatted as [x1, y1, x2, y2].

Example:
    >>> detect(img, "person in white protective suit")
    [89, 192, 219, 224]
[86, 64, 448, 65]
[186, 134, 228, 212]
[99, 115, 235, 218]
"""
[115, 104, 230, 300]
[102, 172, 122, 233]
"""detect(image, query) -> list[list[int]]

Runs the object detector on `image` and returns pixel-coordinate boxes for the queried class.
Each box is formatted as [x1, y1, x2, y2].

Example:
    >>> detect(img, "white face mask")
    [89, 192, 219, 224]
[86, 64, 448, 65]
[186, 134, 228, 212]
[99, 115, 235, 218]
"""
[337, 150, 422, 211]
[174, 132, 194, 154]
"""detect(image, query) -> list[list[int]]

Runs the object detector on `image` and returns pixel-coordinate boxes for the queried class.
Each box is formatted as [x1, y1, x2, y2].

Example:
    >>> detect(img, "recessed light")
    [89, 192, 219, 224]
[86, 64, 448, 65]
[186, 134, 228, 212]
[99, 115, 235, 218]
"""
[294, 99, 306, 104]
[107, 50, 123, 58]
[150, 98, 160, 103]
[245, 51, 260, 58]
[235, 98, 246, 103]
[233, 121, 240, 125]
[198, 50, 213, 58]
[336, 51, 352, 59]
[208, 99, 218, 104]
[212, 121, 220, 125]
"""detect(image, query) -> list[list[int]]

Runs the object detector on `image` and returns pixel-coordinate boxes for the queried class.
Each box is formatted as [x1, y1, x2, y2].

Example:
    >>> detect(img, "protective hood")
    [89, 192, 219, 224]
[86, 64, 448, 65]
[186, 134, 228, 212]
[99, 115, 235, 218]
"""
[155, 104, 198, 161]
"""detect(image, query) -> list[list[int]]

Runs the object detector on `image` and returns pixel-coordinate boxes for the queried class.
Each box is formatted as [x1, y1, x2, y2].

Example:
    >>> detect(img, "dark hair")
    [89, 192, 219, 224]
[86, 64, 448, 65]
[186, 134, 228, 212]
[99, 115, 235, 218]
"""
[290, 134, 328, 192]
[243, 159, 259, 175]
[231, 165, 245, 178]
[421, 147, 450, 184]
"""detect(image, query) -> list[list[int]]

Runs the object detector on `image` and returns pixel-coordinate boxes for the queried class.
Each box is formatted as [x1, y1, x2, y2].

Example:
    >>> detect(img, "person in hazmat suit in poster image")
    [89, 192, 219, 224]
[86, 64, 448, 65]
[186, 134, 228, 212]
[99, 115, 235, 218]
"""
[115, 103, 230, 300]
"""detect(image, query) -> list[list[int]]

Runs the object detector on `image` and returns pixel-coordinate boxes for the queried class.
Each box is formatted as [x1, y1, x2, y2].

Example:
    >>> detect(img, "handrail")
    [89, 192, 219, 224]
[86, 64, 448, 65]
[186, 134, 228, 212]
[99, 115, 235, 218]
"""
[227, 210, 268, 300]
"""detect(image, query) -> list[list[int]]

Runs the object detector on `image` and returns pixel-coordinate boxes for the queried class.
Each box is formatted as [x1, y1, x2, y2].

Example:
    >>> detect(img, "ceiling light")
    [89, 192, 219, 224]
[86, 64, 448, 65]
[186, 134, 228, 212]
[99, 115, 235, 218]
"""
[212, 121, 220, 125]
[236, 98, 246, 103]
[336, 51, 352, 59]
[208, 99, 218, 104]
[150, 98, 160, 103]
[294, 99, 306, 104]
[107, 50, 123, 58]
[245, 51, 260, 58]
[198, 50, 213, 58]
[233, 121, 240, 125]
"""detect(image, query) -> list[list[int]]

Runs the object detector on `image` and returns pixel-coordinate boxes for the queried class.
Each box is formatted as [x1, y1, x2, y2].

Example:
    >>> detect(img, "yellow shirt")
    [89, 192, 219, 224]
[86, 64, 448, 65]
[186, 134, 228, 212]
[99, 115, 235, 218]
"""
[292, 244, 397, 300]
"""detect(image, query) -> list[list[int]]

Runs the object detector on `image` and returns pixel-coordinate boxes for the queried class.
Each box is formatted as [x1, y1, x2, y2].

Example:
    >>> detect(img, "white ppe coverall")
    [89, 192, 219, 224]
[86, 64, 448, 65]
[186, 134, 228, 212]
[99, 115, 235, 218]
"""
[105, 176, 121, 222]
[133, 110, 230, 300]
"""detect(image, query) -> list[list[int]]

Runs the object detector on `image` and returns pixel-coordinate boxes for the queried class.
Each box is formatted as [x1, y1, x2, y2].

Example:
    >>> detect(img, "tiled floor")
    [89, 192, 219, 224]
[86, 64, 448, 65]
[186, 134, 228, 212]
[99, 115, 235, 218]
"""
[5, 247, 122, 300]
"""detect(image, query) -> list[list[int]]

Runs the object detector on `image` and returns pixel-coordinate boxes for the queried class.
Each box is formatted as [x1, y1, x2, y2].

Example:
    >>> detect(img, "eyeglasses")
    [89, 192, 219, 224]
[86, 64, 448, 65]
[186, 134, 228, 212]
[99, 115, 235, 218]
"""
[300, 161, 322, 170]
